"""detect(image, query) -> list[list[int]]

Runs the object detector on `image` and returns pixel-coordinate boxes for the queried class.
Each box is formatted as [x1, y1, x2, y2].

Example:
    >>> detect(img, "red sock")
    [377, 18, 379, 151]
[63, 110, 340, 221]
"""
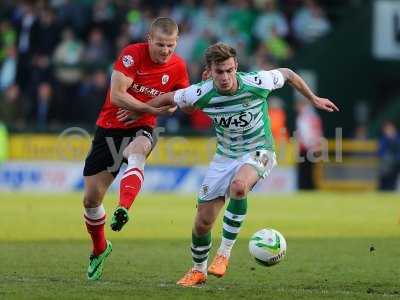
[119, 167, 144, 210]
[84, 214, 106, 256]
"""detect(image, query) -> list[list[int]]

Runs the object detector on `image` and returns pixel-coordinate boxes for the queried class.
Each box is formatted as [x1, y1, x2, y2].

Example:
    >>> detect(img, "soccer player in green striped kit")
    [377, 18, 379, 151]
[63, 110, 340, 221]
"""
[119, 42, 339, 286]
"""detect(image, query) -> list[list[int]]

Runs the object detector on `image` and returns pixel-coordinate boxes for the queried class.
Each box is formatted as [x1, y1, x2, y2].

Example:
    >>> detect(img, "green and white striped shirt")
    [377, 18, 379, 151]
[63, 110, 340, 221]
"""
[173, 70, 285, 158]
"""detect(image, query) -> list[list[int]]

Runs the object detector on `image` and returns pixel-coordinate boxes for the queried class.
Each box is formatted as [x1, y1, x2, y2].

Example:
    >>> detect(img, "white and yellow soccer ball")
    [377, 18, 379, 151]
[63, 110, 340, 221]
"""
[249, 228, 287, 266]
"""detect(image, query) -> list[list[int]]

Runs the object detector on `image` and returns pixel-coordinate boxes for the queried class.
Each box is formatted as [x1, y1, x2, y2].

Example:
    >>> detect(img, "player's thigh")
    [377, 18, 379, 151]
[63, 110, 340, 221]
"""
[83, 171, 115, 207]
[123, 129, 155, 158]
[231, 164, 260, 196]
[232, 150, 277, 195]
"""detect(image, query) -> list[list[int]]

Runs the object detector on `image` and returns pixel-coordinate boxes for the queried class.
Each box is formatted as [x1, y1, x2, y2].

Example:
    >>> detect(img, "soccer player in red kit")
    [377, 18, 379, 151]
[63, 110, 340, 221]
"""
[82, 17, 189, 280]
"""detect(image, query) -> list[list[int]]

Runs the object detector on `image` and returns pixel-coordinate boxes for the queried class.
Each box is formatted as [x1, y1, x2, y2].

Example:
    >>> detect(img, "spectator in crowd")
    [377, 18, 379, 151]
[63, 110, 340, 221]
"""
[78, 69, 108, 124]
[171, 0, 197, 24]
[378, 121, 400, 191]
[292, 0, 331, 44]
[192, 0, 225, 40]
[0, 20, 16, 62]
[0, 84, 26, 128]
[265, 26, 292, 62]
[0, 45, 16, 91]
[34, 82, 55, 129]
[248, 43, 277, 71]
[36, 7, 60, 57]
[253, 0, 289, 43]
[268, 97, 288, 144]
[52, 27, 84, 122]
[225, 0, 255, 44]
[126, 4, 152, 41]
[295, 98, 323, 190]
[14, 2, 39, 91]
[91, 0, 117, 38]
[174, 19, 196, 61]
[84, 28, 111, 70]
[51, 0, 91, 35]
[0, 0, 336, 132]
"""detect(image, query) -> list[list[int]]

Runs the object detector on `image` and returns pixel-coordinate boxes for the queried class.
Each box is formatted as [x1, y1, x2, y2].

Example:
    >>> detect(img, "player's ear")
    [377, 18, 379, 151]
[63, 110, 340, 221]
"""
[202, 68, 210, 81]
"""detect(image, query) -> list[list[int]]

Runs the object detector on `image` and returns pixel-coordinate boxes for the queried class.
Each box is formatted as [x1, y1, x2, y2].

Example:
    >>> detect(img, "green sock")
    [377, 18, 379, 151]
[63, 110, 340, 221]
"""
[219, 197, 247, 257]
[191, 231, 211, 273]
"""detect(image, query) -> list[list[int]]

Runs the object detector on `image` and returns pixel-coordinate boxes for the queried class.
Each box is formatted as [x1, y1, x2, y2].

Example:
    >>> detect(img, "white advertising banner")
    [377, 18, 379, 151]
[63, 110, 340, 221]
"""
[0, 162, 296, 193]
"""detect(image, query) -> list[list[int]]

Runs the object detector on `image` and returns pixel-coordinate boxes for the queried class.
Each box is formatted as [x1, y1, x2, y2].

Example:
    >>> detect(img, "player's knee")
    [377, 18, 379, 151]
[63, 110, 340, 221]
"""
[123, 137, 151, 158]
[230, 179, 247, 198]
[83, 190, 103, 208]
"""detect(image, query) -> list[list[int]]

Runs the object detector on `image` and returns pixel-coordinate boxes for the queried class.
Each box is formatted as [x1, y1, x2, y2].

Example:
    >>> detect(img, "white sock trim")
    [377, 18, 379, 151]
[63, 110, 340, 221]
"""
[122, 169, 144, 182]
[218, 237, 236, 257]
[224, 211, 246, 222]
[84, 204, 105, 220]
[193, 261, 208, 273]
[223, 223, 241, 234]
[127, 154, 146, 170]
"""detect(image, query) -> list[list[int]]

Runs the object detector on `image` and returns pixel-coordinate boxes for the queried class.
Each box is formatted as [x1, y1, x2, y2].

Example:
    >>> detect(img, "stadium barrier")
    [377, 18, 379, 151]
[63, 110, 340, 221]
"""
[1, 134, 384, 192]
[0, 161, 296, 193]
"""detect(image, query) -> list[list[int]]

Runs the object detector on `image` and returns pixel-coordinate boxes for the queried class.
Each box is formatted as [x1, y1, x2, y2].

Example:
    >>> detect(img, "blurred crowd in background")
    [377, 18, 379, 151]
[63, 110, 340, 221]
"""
[0, 0, 333, 132]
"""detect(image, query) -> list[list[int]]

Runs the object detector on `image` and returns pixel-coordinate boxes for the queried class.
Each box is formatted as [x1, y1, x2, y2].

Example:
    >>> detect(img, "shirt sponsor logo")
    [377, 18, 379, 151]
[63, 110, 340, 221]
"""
[122, 55, 134, 67]
[213, 112, 254, 129]
[254, 76, 262, 85]
[271, 71, 279, 86]
[129, 83, 164, 97]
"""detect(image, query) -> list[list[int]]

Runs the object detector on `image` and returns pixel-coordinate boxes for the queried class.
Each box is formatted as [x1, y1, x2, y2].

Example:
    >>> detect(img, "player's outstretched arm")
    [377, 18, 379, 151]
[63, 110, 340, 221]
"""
[110, 71, 171, 115]
[117, 92, 177, 123]
[278, 68, 339, 112]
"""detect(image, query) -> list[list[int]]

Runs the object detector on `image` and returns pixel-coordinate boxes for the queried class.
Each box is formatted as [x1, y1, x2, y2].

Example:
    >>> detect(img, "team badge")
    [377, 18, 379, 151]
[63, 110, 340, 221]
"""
[272, 71, 279, 86]
[161, 74, 169, 85]
[201, 185, 209, 196]
[122, 55, 134, 67]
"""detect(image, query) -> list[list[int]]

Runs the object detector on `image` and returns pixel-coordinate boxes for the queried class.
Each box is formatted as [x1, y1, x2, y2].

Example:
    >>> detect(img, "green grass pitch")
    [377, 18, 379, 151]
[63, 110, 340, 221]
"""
[0, 192, 399, 300]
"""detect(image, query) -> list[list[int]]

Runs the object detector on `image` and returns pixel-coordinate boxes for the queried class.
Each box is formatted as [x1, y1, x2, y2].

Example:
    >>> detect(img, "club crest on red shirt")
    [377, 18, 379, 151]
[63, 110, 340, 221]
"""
[122, 55, 134, 67]
[161, 74, 169, 85]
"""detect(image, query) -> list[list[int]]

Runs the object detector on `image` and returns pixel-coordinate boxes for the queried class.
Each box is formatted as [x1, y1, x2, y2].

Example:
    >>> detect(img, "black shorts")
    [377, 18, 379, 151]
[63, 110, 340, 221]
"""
[83, 126, 155, 177]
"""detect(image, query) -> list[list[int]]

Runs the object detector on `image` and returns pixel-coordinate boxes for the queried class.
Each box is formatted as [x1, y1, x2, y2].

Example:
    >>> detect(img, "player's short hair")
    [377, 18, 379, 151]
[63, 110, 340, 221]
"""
[150, 17, 178, 36]
[204, 42, 237, 68]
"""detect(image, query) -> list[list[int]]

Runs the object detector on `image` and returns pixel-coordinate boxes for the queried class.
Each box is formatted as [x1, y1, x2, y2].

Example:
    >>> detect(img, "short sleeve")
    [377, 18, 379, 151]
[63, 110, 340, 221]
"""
[173, 84, 200, 108]
[113, 45, 139, 78]
[174, 61, 190, 90]
[258, 69, 285, 91]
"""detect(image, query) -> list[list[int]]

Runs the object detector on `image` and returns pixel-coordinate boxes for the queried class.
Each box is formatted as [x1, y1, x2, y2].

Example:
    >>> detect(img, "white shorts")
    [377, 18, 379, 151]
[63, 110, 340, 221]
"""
[198, 150, 277, 203]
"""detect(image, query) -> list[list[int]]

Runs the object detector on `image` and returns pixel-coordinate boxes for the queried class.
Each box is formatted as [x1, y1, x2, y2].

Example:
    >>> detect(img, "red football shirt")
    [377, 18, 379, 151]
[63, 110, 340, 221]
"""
[96, 43, 189, 129]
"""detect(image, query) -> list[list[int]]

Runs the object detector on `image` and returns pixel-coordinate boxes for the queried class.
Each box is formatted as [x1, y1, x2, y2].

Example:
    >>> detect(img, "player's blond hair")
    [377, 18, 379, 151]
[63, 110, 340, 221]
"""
[204, 42, 237, 68]
[150, 17, 178, 36]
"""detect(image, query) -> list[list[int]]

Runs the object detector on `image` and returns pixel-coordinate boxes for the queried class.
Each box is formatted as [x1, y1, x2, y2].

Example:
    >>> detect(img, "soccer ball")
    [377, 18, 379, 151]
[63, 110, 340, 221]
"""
[249, 228, 287, 266]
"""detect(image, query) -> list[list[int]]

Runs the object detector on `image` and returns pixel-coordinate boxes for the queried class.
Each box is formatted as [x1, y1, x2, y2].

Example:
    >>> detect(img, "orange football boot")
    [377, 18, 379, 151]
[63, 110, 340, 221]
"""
[208, 254, 229, 277]
[176, 268, 207, 287]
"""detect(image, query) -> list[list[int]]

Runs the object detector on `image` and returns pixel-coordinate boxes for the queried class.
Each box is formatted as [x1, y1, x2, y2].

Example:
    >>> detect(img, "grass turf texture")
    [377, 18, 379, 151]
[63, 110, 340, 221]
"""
[0, 192, 399, 299]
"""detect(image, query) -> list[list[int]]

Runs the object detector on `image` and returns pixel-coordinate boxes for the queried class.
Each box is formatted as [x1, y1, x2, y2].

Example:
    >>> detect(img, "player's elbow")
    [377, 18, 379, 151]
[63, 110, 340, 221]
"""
[280, 68, 296, 82]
